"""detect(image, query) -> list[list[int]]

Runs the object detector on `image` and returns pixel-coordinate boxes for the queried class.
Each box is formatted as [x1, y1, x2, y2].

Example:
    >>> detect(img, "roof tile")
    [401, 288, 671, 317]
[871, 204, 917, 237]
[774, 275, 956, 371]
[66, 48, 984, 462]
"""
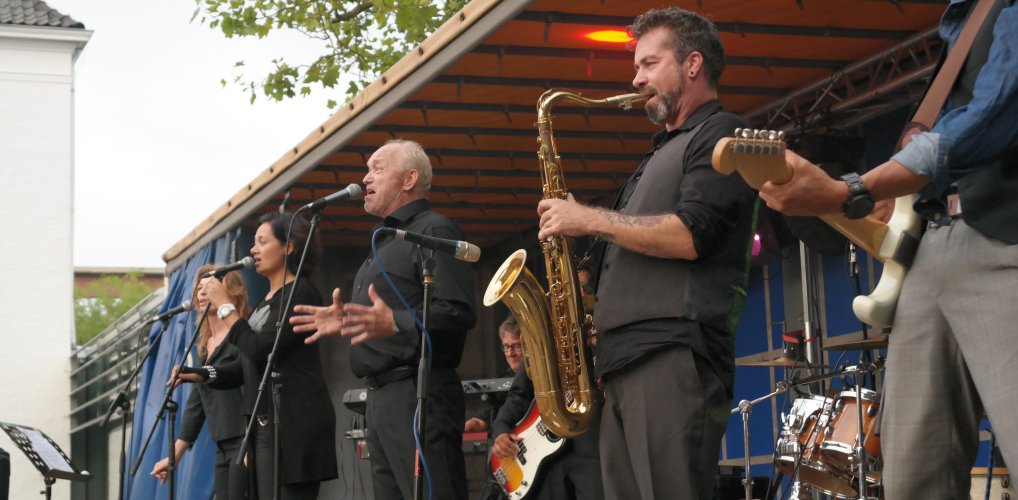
[0, 0, 84, 29]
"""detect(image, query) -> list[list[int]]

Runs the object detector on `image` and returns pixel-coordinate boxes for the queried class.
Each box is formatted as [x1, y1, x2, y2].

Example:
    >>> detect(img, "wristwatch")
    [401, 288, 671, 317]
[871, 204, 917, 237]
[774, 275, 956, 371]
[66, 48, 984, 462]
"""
[217, 303, 237, 320]
[840, 173, 874, 219]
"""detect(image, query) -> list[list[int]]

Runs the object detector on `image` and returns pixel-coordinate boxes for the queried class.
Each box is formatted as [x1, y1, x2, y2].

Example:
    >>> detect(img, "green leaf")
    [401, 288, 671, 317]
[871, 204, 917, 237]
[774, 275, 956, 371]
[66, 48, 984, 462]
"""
[196, 0, 463, 107]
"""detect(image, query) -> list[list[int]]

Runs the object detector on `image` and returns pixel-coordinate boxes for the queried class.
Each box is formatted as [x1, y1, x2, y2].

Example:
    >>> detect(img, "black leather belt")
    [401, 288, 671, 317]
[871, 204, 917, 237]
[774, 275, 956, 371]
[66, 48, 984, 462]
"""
[364, 365, 414, 390]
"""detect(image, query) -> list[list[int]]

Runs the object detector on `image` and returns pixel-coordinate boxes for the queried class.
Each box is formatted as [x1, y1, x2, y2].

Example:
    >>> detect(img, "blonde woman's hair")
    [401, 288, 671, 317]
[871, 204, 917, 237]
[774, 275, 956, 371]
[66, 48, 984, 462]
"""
[192, 263, 252, 359]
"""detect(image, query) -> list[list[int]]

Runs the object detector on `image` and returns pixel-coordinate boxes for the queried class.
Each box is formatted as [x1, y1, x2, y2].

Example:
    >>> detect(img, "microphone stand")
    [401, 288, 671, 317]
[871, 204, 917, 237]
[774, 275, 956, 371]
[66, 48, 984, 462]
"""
[102, 317, 173, 500]
[129, 301, 214, 500]
[235, 209, 322, 500]
[412, 252, 436, 500]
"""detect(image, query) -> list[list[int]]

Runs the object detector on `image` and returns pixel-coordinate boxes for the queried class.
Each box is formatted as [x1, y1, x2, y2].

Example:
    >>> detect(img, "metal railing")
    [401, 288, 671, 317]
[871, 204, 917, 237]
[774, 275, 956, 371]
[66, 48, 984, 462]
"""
[69, 288, 165, 434]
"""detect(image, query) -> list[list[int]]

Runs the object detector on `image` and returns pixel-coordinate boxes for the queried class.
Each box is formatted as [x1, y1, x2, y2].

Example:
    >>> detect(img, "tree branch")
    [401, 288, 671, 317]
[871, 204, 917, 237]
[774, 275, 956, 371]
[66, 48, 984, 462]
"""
[333, 1, 373, 23]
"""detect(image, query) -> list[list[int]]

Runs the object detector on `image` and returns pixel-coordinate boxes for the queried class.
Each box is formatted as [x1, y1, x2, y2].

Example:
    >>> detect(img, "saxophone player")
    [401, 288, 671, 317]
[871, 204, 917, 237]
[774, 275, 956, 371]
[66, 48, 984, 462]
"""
[537, 7, 756, 500]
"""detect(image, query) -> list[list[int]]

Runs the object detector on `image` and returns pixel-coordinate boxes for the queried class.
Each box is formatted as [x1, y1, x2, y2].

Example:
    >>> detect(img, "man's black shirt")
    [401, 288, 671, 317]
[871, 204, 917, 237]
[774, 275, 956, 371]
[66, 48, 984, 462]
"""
[349, 199, 477, 378]
[594, 100, 756, 395]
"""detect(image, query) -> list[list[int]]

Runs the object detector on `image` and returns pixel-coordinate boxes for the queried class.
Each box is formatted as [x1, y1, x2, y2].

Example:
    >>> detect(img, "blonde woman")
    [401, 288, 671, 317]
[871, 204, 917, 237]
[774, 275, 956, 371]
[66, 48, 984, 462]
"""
[151, 264, 251, 499]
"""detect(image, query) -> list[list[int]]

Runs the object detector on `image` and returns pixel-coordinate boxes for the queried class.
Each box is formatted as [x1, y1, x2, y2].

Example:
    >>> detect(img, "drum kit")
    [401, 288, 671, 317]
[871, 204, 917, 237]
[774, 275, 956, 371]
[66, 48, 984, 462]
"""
[732, 336, 889, 500]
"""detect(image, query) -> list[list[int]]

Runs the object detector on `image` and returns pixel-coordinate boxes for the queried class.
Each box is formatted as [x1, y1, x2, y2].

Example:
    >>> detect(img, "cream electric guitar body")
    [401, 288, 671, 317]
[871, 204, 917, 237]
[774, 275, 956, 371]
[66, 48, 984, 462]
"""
[712, 129, 922, 328]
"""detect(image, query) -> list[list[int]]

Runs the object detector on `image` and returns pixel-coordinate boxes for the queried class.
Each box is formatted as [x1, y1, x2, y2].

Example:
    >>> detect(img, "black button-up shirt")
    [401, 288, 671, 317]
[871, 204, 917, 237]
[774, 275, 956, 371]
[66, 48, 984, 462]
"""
[594, 100, 755, 395]
[349, 199, 477, 378]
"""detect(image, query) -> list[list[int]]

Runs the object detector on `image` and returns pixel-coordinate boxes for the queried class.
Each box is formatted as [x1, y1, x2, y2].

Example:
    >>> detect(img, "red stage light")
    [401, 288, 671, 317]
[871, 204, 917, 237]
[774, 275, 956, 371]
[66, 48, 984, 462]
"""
[585, 30, 632, 43]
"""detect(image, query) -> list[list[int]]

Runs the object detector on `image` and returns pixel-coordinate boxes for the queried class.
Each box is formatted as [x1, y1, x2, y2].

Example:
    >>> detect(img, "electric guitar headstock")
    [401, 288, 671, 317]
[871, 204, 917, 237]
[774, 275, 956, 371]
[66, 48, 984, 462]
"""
[712, 128, 793, 189]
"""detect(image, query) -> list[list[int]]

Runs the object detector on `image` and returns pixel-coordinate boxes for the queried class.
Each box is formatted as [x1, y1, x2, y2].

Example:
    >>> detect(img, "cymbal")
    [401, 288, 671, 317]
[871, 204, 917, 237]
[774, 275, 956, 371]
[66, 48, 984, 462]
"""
[737, 357, 827, 368]
[823, 335, 889, 352]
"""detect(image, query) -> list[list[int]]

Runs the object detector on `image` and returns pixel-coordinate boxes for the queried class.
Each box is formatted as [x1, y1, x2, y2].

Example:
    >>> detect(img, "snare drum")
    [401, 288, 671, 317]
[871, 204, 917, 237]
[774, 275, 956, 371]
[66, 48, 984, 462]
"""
[774, 396, 858, 498]
[820, 389, 882, 473]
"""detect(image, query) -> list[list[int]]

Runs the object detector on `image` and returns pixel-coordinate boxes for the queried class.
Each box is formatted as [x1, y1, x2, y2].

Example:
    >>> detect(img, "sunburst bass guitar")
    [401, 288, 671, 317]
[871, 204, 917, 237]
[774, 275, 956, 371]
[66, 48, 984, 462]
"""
[712, 129, 922, 328]
[489, 401, 565, 499]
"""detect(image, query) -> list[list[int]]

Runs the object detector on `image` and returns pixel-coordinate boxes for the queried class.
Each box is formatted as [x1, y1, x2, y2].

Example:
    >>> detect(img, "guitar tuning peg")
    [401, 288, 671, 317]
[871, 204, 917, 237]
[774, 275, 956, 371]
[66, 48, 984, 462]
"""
[777, 131, 785, 141]
[734, 127, 743, 137]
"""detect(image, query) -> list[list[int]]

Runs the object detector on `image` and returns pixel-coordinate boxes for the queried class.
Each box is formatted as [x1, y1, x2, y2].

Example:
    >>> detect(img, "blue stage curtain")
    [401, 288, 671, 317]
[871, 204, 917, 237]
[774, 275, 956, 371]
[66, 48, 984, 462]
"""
[124, 228, 259, 499]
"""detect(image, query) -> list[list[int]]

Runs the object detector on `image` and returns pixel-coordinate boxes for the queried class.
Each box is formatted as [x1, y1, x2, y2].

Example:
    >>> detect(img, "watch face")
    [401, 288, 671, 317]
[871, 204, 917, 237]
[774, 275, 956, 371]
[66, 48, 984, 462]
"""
[846, 196, 875, 219]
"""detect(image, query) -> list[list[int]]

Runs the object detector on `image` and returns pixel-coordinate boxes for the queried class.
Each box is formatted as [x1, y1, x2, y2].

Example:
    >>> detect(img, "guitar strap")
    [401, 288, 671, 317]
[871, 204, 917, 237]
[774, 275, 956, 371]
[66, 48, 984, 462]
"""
[899, 0, 998, 145]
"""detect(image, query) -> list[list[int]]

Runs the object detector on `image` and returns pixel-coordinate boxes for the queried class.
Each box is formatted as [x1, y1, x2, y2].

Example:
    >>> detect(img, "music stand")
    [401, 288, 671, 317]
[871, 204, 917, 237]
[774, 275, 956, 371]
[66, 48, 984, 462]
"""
[0, 422, 92, 499]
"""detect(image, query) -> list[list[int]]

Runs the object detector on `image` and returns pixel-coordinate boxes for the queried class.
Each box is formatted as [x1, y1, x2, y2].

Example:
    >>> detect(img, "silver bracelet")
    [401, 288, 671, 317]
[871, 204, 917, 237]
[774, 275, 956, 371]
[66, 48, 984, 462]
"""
[203, 365, 218, 384]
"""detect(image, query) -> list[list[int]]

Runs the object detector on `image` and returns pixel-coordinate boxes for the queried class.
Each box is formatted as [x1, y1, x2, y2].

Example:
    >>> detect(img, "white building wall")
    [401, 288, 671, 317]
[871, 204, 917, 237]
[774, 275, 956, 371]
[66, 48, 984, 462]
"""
[0, 24, 90, 499]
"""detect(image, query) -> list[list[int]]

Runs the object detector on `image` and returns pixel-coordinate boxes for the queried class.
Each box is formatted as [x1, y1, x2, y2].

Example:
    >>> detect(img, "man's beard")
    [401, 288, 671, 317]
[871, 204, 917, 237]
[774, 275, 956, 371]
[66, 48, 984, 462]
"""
[644, 85, 681, 126]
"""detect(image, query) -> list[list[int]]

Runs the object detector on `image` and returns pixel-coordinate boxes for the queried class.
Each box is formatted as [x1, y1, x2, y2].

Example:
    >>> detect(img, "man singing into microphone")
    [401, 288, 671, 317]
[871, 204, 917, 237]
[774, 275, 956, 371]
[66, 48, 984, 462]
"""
[291, 139, 477, 500]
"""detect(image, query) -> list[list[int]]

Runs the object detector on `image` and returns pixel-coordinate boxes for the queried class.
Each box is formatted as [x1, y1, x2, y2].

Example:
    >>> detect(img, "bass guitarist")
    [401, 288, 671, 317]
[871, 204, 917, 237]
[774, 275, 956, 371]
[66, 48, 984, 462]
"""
[490, 367, 604, 500]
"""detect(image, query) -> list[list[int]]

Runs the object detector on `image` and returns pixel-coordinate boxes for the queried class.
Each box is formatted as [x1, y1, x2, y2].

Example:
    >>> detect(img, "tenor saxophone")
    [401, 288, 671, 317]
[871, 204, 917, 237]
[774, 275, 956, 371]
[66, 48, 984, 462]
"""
[483, 89, 644, 437]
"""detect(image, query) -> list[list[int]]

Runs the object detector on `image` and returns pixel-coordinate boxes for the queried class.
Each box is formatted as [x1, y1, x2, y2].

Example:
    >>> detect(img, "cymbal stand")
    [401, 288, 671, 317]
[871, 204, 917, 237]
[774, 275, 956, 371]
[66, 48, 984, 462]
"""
[844, 363, 871, 499]
[731, 381, 790, 500]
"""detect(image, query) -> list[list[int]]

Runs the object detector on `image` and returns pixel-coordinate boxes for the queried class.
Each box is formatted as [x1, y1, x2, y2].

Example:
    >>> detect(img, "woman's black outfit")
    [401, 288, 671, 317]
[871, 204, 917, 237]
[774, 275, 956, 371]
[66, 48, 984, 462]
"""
[179, 341, 249, 499]
[225, 280, 338, 499]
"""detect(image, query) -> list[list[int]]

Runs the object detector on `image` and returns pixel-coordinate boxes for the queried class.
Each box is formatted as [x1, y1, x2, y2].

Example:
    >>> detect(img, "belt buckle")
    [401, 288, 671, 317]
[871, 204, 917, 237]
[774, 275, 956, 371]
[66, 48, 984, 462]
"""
[947, 193, 963, 218]
[365, 376, 381, 391]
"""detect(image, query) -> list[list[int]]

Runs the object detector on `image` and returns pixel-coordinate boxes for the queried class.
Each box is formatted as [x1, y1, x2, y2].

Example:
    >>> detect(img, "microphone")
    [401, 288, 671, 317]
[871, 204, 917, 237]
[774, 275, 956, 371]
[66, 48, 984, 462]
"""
[381, 228, 481, 263]
[302, 184, 364, 212]
[201, 256, 255, 278]
[144, 300, 192, 325]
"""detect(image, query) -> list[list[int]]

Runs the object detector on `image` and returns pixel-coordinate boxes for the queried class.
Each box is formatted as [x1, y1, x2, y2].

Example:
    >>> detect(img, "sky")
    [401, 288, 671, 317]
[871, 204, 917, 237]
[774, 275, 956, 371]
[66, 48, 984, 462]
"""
[66, 0, 341, 269]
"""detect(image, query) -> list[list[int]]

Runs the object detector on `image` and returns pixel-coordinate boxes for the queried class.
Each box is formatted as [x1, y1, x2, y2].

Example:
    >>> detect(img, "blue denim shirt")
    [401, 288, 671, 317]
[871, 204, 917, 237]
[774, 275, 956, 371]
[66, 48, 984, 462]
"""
[891, 0, 1018, 223]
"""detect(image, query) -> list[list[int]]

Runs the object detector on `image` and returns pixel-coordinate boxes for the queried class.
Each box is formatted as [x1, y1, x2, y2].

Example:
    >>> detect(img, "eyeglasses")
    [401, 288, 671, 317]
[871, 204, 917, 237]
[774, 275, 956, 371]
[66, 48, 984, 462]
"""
[502, 343, 522, 353]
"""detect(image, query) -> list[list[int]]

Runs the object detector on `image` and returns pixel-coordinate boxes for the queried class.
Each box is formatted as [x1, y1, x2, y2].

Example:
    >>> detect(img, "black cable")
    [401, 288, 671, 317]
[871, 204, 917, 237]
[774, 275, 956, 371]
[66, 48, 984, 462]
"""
[985, 428, 996, 500]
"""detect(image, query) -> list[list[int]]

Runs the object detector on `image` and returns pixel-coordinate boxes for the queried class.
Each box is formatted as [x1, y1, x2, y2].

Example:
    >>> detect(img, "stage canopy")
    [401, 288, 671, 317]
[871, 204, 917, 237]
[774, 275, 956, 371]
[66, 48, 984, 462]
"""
[162, 0, 946, 272]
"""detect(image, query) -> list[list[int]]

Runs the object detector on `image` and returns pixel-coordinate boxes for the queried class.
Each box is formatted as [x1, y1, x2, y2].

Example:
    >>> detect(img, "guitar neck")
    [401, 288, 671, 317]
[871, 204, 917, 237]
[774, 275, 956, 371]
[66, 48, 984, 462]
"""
[712, 136, 889, 258]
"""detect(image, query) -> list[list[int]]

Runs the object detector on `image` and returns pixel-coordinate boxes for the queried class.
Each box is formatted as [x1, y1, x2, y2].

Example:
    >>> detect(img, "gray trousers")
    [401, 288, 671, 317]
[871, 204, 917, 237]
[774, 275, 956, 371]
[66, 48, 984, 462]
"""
[600, 345, 730, 500]
[882, 220, 1018, 499]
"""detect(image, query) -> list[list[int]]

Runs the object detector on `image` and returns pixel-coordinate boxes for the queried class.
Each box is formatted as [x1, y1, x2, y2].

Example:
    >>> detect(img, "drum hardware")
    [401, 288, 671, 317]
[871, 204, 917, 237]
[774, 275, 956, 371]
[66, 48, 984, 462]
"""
[734, 360, 886, 499]
[845, 364, 875, 499]
[732, 380, 791, 500]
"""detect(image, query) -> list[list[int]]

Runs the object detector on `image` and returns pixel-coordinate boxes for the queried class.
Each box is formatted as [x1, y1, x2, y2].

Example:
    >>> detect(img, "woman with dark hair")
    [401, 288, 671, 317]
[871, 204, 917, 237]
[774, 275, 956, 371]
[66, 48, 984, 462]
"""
[151, 264, 252, 499]
[205, 212, 338, 499]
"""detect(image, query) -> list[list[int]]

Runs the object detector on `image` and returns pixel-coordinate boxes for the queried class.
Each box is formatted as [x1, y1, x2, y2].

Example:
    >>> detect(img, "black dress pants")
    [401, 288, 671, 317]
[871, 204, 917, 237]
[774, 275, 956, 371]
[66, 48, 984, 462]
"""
[366, 367, 467, 500]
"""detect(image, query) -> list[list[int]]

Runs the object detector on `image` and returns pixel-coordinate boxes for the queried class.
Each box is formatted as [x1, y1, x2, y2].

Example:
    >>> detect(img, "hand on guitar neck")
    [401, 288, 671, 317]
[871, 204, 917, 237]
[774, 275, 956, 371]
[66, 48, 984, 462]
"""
[756, 149, 890, 223]
[712, 129, 923, 328]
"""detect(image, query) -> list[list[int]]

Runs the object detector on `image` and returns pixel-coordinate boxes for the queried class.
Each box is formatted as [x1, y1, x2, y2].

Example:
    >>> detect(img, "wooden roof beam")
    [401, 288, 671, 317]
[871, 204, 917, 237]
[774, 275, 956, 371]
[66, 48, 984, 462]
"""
[288, 182, 619, 198]
[367, 123, 647, 141]
[433, 74, 790, 96]
[315, 165, 626, 181]
[515, 11, 916, 40]
[338, 145, 643, 163]
[472, 44, 849, 70]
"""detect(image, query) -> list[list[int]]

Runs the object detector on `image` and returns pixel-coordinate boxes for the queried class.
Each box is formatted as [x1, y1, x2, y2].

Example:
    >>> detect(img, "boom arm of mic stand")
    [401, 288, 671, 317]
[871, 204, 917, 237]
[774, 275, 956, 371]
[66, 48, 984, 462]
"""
[102, 318, 174, 428]
[730, 381, 789, 416]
